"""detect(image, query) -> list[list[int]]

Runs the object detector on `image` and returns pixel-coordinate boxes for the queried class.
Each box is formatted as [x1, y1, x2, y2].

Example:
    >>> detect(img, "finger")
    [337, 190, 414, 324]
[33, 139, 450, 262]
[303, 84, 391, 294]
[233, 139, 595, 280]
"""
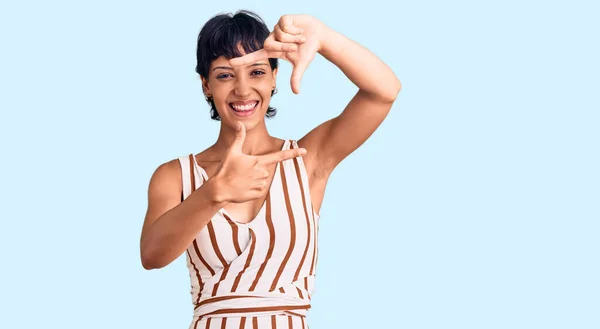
[258, 148, 307, 164]
[229, 121, 246, 154]
[291, 58, 311, 94]
[229, 49, 270, 67]
[278, 16, 303, 35]
[274, 25, 306, 44]
[264, 36, 298, 53]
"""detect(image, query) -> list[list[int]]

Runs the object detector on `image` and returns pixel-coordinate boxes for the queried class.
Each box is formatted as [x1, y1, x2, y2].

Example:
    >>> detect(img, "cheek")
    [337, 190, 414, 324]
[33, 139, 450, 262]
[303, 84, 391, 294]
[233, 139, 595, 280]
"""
[261, 82, 275, 96]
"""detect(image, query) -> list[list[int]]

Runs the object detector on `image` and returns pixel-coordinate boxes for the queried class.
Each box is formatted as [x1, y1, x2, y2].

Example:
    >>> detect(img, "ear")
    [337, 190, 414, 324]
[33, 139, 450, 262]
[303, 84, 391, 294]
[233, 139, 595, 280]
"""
[200, 75, 211, 95]
[271, 67, 278, 85]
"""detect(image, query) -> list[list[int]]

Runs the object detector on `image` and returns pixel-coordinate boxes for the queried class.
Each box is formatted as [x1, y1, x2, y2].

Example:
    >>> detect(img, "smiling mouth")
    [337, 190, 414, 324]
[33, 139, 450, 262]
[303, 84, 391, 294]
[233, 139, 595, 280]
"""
[229, 101, 259, 112]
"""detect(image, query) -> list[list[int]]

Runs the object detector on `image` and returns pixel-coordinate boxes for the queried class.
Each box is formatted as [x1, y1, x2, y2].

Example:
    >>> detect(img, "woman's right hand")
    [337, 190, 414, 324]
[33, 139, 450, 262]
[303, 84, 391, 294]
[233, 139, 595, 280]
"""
[211, 121, 306, 203]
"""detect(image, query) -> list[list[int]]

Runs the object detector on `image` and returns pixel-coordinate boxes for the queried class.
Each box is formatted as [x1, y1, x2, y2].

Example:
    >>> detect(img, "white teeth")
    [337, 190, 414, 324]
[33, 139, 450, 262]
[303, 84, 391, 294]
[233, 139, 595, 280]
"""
[230, 101, 258, 111]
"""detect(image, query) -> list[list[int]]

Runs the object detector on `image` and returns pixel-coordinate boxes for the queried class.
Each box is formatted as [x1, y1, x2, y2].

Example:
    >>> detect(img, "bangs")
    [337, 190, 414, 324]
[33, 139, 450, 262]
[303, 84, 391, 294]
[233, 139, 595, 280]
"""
[209, 18, 267, 60]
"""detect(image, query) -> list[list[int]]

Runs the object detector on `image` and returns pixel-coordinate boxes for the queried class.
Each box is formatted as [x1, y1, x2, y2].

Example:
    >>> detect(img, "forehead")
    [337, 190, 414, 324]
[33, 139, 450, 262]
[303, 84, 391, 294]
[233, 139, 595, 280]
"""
[210, 56, 269, 71]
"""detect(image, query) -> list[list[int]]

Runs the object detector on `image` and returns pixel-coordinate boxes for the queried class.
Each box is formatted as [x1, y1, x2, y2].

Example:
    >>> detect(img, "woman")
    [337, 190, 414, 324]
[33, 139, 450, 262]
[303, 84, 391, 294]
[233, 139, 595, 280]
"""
[140, 10, 401, 329]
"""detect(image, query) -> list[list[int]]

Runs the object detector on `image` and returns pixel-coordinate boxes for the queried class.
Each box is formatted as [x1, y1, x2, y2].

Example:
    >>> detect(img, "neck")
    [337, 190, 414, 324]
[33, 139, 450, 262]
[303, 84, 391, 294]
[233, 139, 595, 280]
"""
[214, 121, 278, 156]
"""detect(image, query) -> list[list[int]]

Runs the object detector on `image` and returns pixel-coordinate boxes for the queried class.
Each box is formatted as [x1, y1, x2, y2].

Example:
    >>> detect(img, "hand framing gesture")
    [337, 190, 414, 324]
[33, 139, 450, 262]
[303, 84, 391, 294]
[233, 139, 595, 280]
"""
[213, 122, 307, 204]
[229, 14, 326, 94]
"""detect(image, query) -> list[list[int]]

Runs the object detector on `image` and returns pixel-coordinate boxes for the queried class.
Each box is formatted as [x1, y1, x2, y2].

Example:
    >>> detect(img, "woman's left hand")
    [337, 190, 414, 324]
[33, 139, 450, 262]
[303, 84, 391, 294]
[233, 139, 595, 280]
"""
[229, 14, 327, 94]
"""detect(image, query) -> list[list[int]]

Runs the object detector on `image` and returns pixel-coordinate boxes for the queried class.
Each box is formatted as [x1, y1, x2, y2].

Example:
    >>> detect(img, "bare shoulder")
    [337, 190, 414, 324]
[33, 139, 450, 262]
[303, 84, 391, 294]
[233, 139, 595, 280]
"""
[146, 159, 183, 222]
[145, 158, 184, 209]
[141, 158, 184, 236]
[149, 158, 183, 192]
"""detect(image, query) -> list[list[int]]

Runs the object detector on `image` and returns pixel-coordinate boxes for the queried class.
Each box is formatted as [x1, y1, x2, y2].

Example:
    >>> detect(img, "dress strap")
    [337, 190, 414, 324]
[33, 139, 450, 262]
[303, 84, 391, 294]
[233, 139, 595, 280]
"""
[188, 154, 196, 191]
[288, 140, 320, 219]
[178, 154, 197, 200]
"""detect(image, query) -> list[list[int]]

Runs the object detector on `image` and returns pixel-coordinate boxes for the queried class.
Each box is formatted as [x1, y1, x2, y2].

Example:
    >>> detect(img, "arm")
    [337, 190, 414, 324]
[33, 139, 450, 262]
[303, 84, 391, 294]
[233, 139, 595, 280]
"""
[299, 23, 402, 175]
[139, 160, 227, 270]
[227, 15, 401, 174]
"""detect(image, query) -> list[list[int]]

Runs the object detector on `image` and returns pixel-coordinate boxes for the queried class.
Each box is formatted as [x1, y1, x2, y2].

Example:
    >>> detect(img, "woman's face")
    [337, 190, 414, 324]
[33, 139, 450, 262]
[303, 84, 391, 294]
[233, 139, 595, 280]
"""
[202, 54, 278, 131]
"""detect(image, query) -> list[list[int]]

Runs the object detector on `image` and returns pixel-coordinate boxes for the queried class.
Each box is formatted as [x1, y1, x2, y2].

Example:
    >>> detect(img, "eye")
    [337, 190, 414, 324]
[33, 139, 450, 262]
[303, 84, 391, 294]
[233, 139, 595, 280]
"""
[217, 73, 232, 79]
[251, 70, 266, 76]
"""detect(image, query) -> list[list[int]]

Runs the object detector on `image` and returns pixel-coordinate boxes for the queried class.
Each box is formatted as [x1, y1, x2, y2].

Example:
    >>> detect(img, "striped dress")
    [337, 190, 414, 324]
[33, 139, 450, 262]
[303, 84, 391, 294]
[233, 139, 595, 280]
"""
[178, 140, 320, 329]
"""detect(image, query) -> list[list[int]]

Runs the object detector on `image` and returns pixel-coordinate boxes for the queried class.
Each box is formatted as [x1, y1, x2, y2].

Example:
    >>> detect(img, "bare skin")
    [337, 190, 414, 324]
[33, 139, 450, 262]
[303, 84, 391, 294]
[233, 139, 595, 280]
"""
[140, 14, 401, 270]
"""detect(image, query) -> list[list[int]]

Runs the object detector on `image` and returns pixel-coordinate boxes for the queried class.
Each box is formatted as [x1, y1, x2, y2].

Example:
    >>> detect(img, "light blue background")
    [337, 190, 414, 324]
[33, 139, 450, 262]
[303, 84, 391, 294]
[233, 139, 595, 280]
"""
[1, 1, 598, 328]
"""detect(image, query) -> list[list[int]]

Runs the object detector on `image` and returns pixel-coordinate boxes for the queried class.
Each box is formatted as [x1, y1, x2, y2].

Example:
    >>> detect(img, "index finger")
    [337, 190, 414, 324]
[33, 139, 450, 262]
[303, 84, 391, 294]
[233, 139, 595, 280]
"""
[229, 49, 270, 67]
[258, 148, 307, 164]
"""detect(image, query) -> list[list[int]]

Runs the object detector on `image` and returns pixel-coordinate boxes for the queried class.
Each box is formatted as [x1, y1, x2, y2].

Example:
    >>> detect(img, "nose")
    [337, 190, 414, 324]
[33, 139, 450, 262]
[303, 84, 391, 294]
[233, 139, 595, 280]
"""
[233, 76, 252, 98]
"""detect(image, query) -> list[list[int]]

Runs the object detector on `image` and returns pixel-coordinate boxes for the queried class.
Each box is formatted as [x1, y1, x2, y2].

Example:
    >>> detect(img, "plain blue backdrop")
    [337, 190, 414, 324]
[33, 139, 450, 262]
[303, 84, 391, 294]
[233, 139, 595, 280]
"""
[1, 1, 598, 328]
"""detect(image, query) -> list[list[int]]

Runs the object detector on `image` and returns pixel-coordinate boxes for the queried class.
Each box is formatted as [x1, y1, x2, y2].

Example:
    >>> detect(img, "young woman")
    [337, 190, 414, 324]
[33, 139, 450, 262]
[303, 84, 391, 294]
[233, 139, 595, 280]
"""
[140, 10, 401, 329]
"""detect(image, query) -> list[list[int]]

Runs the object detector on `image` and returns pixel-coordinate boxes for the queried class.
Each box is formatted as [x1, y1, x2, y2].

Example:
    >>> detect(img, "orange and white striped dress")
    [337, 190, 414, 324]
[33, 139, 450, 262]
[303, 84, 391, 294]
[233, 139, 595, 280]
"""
[178, 140, 320, 329]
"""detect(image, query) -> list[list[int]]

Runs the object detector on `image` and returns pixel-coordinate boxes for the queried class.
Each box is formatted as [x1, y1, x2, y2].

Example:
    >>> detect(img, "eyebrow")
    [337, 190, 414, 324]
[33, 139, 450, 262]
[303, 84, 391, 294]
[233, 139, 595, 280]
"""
[212, 63, 268, 71]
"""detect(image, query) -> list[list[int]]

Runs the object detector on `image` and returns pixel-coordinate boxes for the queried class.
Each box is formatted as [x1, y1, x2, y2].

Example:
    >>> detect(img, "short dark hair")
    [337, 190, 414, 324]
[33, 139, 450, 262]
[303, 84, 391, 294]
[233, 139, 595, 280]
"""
[195, 10, 278, 121]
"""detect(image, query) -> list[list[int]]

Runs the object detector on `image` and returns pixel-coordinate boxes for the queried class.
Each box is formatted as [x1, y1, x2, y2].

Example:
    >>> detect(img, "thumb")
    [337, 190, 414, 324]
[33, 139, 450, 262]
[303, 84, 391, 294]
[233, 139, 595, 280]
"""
[229, 121, 246, 154]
